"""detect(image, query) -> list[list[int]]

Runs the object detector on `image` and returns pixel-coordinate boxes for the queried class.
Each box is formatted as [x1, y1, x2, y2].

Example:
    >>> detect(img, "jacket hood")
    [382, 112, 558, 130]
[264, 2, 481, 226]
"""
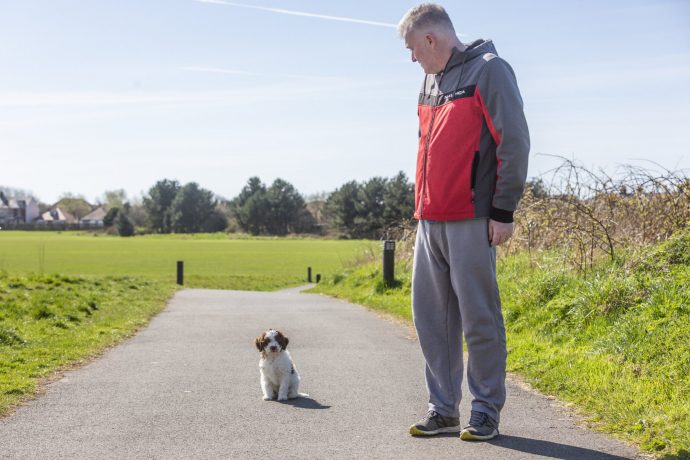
[443, 39, 497, 74]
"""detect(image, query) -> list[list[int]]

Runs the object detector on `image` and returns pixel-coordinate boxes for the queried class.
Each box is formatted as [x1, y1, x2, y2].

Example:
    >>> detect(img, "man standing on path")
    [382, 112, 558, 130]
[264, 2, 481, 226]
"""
[399, 4, 530, 440]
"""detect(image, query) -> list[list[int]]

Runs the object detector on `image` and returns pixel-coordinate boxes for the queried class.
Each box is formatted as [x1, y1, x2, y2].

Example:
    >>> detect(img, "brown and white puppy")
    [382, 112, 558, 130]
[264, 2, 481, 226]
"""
[254, 329, 307, 401]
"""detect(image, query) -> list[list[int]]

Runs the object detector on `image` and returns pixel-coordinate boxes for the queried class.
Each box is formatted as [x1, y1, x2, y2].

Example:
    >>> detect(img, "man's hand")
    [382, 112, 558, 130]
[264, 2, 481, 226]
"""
[488, 219, 513, 247]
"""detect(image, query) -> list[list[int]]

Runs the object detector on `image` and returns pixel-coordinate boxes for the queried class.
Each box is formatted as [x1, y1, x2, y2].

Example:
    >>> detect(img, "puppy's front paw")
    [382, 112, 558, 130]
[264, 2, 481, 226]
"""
[263, 395, 273, 401]
[277, 394, 288, 401]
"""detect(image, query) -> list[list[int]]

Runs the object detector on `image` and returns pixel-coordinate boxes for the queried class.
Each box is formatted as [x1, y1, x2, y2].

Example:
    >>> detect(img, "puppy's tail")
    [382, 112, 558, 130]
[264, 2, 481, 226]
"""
[292, 392, 310, 398]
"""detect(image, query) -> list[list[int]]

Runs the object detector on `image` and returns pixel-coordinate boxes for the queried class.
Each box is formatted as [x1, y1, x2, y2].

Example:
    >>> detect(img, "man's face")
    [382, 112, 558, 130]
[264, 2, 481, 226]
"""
[404, 29, 443, 74]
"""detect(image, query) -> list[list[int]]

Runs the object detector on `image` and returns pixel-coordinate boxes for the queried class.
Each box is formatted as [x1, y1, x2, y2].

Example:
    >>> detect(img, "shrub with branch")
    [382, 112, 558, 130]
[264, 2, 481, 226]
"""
[508, 156, 690, 270]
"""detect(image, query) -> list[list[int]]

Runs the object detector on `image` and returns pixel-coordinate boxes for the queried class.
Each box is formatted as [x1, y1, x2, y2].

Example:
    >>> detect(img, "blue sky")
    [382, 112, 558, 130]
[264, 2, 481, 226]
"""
[1, 0, 689, 204]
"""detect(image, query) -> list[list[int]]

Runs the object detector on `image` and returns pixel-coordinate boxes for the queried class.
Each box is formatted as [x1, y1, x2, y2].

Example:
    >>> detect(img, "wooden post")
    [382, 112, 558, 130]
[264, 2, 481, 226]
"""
[316, 274, 321, 283]
[177, 261, 184, 286]
[308, 267, 312, 283]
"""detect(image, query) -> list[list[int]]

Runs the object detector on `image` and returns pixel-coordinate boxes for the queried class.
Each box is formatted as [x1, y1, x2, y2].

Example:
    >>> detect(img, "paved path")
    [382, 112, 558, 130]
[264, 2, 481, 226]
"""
[0, 286, 642, 459]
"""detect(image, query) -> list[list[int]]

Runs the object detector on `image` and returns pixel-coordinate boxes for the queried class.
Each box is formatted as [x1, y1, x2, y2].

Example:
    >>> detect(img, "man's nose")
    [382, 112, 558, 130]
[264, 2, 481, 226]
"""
[411, 52, 417, 62]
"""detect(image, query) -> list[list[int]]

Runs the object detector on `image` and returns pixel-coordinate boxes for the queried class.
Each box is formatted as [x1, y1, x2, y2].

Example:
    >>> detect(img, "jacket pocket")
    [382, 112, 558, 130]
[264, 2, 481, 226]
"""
[470, 151, 480, 202]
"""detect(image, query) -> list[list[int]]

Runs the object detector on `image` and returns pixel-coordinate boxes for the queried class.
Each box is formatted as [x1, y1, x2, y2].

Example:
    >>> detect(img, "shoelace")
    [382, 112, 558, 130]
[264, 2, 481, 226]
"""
[422, 410, 439, 421]
[469, 410, 492, 427]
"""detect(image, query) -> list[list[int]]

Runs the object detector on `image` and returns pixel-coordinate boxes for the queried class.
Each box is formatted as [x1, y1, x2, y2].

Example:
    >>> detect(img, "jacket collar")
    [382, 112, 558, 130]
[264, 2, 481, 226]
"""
[441, 39, 496, 74]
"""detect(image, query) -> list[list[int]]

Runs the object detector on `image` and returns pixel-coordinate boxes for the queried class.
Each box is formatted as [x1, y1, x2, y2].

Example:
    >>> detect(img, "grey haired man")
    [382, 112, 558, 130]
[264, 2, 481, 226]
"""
[399, 4, 530, 441]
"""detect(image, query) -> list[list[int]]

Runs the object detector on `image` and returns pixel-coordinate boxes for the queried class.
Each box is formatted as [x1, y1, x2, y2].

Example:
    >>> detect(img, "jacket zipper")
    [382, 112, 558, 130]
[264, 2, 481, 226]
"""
[420, 72, 443, 220]
[470, 151, 480, 203]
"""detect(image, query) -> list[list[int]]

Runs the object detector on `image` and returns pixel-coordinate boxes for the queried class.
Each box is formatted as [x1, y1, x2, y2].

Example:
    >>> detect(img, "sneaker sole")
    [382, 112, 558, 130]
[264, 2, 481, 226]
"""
[409, 425, 461, 436]
[460, 429, 499, 441]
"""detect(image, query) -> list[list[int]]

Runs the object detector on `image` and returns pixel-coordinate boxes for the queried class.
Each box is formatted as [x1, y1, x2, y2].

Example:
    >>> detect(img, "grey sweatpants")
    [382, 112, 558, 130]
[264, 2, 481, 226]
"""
[411, 218, 507, 422]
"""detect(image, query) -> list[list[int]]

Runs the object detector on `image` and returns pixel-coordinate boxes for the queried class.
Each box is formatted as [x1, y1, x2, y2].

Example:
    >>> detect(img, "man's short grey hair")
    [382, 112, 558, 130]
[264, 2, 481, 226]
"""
[397, 3, 455, 38]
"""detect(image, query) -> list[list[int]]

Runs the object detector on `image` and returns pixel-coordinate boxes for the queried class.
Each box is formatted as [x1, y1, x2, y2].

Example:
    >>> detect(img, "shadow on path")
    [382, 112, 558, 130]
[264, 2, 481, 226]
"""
[487, 435, 636, 460]
[279, 396, 331, 410]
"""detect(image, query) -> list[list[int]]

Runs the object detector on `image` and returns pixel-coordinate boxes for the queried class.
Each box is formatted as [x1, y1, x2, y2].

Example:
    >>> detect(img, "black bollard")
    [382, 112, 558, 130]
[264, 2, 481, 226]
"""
[308, 267, 312, 283]
[382, 240, 395, 287]
[177, 261, 184, 286]
[316, 274, 321, 283]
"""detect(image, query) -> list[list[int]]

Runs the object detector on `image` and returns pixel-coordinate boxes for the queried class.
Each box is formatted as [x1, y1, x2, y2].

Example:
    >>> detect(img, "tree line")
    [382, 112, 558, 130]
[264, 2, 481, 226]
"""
[3, 172, 417, 239]
[112, 172, 415, 238]
[105, 181, 229, 237]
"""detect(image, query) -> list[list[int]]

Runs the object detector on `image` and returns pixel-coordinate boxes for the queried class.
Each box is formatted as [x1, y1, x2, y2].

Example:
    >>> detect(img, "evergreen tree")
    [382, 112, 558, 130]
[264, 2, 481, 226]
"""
[115, 209, 135, 237]
[383, 171, 415, 224]
[168, 183, 216, 233]
[324, 181, 360, 237]
[230, 177, 268, 235]
[354, 177, 387, 238]
[103, 207, 119, 227]
[143, 179, 180, 233]
[265, 179, 305, 235]
[201, 207, 229, 233]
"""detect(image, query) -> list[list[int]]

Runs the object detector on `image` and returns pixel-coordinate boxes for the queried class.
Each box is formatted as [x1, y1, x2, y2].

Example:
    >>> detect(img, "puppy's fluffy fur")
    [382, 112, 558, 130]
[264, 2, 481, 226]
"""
[254, 329, 308, 401]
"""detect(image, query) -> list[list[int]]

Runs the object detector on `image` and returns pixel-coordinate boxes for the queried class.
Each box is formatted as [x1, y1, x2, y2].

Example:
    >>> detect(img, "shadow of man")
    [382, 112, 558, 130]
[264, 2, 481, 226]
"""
[486, 434, 637, 460]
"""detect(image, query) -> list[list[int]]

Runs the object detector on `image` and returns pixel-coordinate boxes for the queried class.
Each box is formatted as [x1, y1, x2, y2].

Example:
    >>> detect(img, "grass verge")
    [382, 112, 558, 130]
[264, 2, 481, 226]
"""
[306, 233, 690, 459]
[0, 273, 178, 416]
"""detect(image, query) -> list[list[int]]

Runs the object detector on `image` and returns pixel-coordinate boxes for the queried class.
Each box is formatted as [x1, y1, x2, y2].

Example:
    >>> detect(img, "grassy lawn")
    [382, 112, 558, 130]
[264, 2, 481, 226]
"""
[307, 234, 690, 459]
[0, 231, 377, 291]
[0, 273, 178, 416]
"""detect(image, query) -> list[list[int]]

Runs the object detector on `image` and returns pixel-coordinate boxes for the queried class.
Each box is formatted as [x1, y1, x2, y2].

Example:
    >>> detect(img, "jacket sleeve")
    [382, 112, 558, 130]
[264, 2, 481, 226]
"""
[476, 56, 530, 223]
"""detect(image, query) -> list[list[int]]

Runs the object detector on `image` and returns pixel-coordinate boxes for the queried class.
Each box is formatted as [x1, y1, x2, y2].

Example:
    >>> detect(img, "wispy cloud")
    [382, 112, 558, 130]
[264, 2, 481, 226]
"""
[193, 0, 398, 28]
[0, 76, 400, 109]
[182, 66, 317, 79]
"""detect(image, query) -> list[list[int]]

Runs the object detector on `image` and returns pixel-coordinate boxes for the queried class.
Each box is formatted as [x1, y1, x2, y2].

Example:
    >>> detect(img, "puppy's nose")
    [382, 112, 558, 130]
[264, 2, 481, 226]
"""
[270, 346, 277, 351]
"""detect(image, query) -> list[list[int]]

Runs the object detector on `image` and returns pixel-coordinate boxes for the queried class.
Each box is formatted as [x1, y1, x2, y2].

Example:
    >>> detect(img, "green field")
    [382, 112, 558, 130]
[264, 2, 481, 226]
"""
[0, 231, 377, 290]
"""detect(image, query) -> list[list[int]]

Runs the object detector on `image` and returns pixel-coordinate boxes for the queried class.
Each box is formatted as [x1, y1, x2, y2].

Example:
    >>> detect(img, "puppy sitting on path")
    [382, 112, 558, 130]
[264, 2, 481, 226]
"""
[254, 329, 308, 401]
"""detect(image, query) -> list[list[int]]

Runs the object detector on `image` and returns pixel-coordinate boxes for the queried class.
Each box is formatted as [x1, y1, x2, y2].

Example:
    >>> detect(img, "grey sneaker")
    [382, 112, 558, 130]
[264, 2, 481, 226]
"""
[460, 410, 499, 441]
[409, 410, 461, 436]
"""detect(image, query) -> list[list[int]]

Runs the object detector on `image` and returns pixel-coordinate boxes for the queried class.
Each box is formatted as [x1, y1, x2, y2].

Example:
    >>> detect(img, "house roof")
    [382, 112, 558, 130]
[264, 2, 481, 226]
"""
[41, 208, 77, 222]
[81, 206, 107, 221]
[0, 196, 35, 210]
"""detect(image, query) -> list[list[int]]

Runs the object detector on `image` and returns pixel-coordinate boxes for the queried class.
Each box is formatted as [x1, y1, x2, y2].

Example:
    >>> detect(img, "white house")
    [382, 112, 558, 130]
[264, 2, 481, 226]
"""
[0, 192, 40, 224]
[80, 207, 107, 227]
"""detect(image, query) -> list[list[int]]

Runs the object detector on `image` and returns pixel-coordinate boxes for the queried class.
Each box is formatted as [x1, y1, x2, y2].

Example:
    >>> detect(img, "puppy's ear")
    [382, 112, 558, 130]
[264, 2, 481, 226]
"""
[276, 330, 289, 350]
[254, 332, 266, 352]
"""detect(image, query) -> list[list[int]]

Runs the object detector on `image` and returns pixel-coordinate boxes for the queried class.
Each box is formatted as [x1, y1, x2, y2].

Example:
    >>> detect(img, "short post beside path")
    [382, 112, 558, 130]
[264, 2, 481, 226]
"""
[382, 240, 395, 287]
[177, 261, 184, 286]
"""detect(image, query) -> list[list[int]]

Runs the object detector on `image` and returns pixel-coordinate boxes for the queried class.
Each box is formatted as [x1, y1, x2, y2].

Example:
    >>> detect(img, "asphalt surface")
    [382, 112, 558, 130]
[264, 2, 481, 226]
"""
[0, 286, 642, 459]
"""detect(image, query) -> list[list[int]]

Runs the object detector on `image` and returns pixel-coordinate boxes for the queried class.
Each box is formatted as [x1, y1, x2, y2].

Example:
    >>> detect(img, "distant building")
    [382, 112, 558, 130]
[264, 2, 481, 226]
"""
[80, 207, 107, 227]
[37, 208, 78, 224]
[0, 192, 40, 224]
[52, 197, 94, 221]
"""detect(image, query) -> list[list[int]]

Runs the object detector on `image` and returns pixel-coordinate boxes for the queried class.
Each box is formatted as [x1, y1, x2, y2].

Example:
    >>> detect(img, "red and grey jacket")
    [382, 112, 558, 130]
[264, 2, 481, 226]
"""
[414, 39, 530, 223]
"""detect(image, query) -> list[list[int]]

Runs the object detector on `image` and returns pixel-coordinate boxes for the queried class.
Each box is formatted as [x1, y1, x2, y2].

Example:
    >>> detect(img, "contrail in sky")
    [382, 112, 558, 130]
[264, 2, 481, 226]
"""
[193, 0, 398, 28]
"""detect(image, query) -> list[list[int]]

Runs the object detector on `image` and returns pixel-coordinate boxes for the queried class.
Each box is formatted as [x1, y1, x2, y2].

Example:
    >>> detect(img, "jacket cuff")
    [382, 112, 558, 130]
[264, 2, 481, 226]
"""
[490, 206, 514, 223]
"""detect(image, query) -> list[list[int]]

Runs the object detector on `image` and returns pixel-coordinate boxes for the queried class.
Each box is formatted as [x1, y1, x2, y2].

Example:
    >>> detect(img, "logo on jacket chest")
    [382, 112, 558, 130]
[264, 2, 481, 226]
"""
[444, 90, 465, 100]
[419, 84, 476, 107]
[436, 85, 476, 104]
